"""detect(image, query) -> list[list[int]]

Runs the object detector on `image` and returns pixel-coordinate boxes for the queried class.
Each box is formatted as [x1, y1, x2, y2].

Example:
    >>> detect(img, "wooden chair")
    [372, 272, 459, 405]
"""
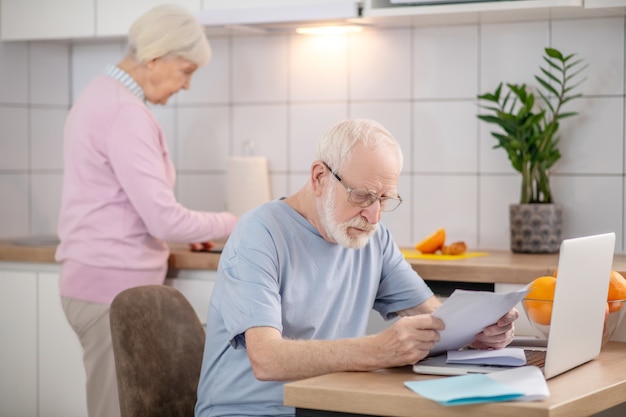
[110, 285, 205, 417]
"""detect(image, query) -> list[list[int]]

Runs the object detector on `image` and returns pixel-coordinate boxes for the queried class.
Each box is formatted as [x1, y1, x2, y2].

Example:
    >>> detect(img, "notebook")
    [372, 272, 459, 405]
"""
[413, 232, 616, 379]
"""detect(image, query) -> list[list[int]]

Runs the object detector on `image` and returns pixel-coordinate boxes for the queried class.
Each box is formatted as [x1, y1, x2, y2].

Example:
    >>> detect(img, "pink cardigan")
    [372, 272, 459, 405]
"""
[56, 75, 236, 303]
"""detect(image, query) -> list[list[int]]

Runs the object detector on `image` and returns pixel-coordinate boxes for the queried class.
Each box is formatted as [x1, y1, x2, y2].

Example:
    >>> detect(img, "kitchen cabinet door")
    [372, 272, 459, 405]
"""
[38, 272, 87, 417]
[1, 0, 95, 40]
[0, 270, 37, 417]
[203, 0, 347, 7]
[97, 0, 202, 37]
[165, 270, 216, 326]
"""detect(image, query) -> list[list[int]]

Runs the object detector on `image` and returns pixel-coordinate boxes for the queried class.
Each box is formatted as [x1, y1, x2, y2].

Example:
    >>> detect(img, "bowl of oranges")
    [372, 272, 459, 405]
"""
[522, 271, 626, 346]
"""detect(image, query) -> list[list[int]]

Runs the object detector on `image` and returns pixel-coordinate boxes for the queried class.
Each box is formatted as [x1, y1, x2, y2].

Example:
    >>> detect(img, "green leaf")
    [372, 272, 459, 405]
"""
[535, 76, 558, 97]
[545, 47, 563, 60]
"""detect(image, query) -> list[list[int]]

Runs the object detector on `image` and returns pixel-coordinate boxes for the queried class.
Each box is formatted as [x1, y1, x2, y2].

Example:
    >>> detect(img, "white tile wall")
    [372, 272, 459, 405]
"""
[232, 104, 288, 168]
[179, 37, 231, 105]
[0, 174, 29, 237]
[232, 35, 288, 103]
[0, 41, 28, 104]
[349, 102, 412, 173]
[177, 106, 231, 170]
[29, 42, 70, 106]
[349, 28, 412, 101]
[30, 109, 66, 170]
[413, 25, 478, 99]
[412, 101, 478, 173]
[290, 33, 348, 101]
[0, 107, 28, 170]
[1, 16, 625, 254]
[291, 103, 348, 171]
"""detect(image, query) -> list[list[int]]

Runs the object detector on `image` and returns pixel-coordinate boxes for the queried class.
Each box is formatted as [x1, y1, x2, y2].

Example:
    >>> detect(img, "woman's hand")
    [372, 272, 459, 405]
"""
[189, 241, 215, 252]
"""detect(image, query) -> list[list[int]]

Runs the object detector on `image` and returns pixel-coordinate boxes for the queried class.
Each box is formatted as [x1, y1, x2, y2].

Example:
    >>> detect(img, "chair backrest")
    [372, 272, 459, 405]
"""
[110, 285, 206, 417]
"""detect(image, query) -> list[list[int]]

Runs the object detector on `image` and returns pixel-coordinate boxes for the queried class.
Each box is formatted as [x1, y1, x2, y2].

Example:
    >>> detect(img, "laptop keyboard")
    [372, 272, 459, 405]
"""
[525, 349, 547, 368]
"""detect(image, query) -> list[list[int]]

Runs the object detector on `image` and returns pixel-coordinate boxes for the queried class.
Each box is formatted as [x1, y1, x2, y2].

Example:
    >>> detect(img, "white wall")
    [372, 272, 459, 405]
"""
[0, 16, 624, 252]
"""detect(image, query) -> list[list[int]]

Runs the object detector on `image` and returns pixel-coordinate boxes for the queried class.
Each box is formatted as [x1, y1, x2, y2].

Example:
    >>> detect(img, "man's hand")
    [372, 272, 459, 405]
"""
[470, 308, 519, 350]
[372, 315, 445, 367]
[245, 317, 445, 381]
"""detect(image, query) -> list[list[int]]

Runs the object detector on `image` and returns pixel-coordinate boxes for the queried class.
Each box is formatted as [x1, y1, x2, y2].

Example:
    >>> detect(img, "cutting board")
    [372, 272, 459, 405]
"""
[401, 249, 489, 260]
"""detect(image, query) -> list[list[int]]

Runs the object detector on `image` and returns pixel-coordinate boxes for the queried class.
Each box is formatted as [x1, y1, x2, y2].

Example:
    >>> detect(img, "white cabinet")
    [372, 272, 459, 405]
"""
[165, 269, 217, 326]
[364, 0, 582, 17]
[0, 0, 203, 41]
[202, 0, 352, 7]
[1, 0, 95, 40]
[362, 0, 626, 24]
[198, 0, 360, 26]
[0, 265, 87, 417]
[97, 0, 202, 38]
[0, 261, 217, 417]
[3, 0, 624, 40]
[0, 270, 37, 417]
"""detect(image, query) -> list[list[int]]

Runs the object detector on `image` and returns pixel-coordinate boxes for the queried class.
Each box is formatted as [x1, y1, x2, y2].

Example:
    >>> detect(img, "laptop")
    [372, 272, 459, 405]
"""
[413, 232, 616, 379]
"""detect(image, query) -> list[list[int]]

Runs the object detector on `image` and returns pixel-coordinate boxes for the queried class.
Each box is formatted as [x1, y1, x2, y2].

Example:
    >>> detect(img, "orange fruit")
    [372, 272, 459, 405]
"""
[552, 268, 558, 277]
[524, 275, 557, 325]
[608, 270, 626, 301]
[524, 299, 554, 326]
[415, 228, 445, 254]
[608, 300, 623, 313]
[607, 270, 626, 313]
[527, 275, 557, 301]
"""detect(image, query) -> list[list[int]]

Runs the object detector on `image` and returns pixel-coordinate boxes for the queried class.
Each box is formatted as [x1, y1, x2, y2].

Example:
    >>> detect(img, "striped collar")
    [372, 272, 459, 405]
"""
[104, 64, 145, 102]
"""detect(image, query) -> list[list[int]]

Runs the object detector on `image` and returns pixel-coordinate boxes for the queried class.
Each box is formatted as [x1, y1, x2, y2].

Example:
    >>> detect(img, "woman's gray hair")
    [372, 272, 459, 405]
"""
[316, 119, 404, 174]
[127, 4, 211, 66]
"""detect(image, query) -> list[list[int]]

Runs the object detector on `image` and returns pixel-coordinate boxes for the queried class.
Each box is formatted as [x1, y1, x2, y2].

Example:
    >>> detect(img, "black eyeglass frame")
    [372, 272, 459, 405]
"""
[322, 162, 403, 212]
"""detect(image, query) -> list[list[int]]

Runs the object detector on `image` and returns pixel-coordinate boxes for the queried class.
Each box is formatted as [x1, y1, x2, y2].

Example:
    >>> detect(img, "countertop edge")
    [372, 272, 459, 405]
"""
[3, 241, 626, 285]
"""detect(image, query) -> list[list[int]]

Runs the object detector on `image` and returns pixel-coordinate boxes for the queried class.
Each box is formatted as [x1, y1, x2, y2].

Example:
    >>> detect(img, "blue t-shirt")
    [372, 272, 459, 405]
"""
[195, 200, 434, 417]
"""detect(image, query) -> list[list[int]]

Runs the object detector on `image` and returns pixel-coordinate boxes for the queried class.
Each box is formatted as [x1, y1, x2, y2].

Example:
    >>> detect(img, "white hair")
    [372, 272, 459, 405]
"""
[127, 4, 211, 66]
[315, 119, 403, 174]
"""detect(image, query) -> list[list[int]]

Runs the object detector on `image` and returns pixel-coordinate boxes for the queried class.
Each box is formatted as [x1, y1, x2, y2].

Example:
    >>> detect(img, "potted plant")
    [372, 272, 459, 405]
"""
[477, 47, 587, 253]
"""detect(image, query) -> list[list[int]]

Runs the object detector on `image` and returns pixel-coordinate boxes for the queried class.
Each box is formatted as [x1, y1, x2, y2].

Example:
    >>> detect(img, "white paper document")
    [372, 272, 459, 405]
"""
[431, 286, 530, 355]
[486, 366, 549, 402]
[405, 365, 549, 405]
[447, 347, 527, 366]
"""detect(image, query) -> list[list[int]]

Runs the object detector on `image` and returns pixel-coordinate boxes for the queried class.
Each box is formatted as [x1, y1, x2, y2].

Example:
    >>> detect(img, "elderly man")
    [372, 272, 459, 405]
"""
[195, 118, 517, 417]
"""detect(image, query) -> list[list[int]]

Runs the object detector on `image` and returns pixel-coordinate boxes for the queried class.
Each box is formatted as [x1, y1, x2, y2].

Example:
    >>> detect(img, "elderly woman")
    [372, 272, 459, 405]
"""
[55, 5, 237, 417]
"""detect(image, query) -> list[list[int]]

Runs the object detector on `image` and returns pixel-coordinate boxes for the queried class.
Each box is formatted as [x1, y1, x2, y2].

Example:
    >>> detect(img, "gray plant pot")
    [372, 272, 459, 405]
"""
[509, 203, 563, 253]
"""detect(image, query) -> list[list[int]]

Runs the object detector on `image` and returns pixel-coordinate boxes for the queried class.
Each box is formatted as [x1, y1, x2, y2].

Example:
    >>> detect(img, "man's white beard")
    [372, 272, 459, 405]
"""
[317, 184, 377, 249]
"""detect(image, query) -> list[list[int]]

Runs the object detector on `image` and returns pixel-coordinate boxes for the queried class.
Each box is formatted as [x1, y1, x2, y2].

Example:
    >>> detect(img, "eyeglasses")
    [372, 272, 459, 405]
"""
[323, 162, 403, 212]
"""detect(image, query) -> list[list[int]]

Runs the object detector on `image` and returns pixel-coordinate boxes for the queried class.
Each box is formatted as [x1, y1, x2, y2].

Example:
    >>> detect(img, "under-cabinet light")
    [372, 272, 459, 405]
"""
[295, 25, 363, 35]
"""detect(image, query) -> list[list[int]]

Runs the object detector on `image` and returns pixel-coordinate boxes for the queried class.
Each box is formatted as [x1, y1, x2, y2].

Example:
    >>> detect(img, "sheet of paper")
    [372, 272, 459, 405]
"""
[446, 347, 527, 366]
[486, 366, 549, 402]
[404, 373, 524, 406]
[431, 285, 530, 355]
[404, 365, 549, 405]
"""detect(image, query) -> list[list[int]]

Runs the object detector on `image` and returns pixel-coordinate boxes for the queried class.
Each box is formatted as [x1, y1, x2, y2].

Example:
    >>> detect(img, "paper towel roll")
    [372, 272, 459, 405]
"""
[227, 156, 271, 217]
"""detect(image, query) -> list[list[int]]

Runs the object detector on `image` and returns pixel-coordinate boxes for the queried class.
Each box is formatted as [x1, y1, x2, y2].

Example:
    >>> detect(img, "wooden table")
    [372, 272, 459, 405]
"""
[284, 342, 626, 417]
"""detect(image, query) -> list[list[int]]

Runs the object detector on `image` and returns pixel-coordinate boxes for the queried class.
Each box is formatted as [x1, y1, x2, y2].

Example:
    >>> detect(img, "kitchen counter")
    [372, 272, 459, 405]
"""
[3, 238, 626, 284]
[0, 239, 222, 271]
[405, 252, 626, 284]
